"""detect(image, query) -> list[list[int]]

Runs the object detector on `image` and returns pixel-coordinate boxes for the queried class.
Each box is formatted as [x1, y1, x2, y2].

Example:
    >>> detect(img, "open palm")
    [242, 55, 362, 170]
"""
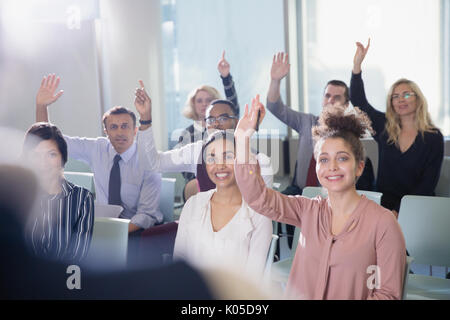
[271, 52, 290, 81]
[36, 74, 63, 107]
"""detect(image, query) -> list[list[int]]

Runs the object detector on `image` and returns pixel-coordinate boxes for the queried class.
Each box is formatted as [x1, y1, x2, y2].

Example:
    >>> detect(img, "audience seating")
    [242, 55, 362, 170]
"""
[402, 256, 414, 300]
[94, 201, 123, 218]
[398, 195, 450, 299]
[138, 221, 179, 268]
[84, 217, 130, 271]
[263, 234, 279, 284]
[160, 177, 176, 223]
[271, 227, 300, 287]
[64, 171, 95, 195]
[435, 156, 450, 197]
[302, 186, 382, 204]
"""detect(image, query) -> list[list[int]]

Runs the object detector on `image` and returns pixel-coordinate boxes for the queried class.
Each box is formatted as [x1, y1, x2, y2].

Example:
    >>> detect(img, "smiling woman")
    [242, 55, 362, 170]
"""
[173, 130, 272, 284]
[234, 95, 406, 299]
[351, 40, 444, 213]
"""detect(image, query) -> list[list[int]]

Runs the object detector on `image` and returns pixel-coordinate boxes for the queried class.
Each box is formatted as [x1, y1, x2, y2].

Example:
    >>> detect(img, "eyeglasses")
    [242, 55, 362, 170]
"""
[205, 115, 237, 125]
[391, 92, 416, 101]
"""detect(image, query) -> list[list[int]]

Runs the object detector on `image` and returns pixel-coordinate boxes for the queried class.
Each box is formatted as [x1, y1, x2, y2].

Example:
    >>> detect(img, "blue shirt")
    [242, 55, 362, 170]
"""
[64, 135, 163, 229]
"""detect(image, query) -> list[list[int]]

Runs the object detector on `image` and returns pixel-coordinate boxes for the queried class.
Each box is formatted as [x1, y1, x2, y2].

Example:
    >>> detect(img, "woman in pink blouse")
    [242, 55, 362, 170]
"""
[234, 95, 406, 300]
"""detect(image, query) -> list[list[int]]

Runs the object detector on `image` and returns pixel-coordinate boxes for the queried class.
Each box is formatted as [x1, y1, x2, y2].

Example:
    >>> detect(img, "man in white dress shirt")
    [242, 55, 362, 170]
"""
[35, 74, 163, 234]
[134, 91, 274, 193]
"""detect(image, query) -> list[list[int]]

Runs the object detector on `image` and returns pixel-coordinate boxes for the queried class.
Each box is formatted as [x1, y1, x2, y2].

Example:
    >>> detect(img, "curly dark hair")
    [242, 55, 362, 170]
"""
[312, 105, 374, 163]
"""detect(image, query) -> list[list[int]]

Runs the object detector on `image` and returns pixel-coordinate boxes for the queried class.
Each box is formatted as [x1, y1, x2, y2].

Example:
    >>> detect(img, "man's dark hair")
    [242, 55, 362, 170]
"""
[209, 99, 237, 116]
[324, 80, 350, 103]
[102, 106, 137, 128]
[23, 122, 68, 166]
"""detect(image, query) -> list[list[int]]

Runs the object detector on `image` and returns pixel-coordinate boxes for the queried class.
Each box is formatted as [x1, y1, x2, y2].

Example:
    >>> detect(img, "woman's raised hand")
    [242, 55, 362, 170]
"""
[353, 38, 370, 74]
[236, 94, 265, 135]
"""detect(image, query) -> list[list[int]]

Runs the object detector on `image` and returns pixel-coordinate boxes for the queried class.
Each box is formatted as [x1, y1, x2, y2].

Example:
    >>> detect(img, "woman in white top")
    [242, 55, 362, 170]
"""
[173, 130, 273, 280]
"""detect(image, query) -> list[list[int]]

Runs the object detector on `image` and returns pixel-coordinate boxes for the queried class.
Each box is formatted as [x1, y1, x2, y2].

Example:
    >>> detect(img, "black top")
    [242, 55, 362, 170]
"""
[350, 72, 444, 212]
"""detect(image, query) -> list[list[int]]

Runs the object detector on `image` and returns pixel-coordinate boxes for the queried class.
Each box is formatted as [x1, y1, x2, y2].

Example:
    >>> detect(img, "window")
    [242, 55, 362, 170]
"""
[297, 0, 449, 135]
[161, 0, 287, 148]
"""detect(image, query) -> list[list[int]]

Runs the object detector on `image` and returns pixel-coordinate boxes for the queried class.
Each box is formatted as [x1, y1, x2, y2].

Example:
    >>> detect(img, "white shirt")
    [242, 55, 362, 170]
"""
[64, 135, 163, 229]
[137, 127, 274, 187]
[173, 189, 273, 279]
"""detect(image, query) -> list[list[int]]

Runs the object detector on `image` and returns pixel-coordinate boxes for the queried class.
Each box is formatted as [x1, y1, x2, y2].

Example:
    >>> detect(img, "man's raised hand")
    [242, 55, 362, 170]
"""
[271, 52, 290, 81]
[134, 80, 152, 121]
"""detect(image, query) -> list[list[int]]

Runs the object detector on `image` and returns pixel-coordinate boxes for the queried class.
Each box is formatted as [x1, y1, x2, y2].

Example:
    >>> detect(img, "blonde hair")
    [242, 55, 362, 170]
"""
[385, 79, 437, 145]
[182, 85, 221, 121]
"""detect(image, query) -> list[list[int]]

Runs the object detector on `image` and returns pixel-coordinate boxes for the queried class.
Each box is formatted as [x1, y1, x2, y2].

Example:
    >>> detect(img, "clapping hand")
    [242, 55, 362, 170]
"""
[36, 74, 64, 108]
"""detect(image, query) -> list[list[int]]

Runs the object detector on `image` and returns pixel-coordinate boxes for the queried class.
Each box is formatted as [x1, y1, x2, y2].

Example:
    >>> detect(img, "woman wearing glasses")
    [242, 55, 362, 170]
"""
[351, 39, 444, 216]
[173, 130, 272, 282]
[176, 51, 240, 202]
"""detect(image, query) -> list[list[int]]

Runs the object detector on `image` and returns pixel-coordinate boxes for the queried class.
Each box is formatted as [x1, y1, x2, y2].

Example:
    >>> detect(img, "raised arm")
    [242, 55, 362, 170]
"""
[234, 95, 319, 227]
[350, 40, 386, 137]
[135, 81, 199, 174]
[36, 74, 64, 122]
[266, 52, 311, 132]
[134, 80, 153, 131]
[268, 52, 290, 103]
[218, 50, 240, 115]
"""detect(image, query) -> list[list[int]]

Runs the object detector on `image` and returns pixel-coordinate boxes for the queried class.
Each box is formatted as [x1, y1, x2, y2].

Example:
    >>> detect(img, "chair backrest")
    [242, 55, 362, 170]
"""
[160, 177, 176, 223]
[64, 171, 95, 194]
[435, 156, 450, 197]
[291, 227, 301, 257]
[302, 186, 382, 205]
[94, 201, 123, 218]
[263, 234, 279, 281]
[84, 217, 130, 270]
[402, 256, 414, 300]
[398, 195, 450, 267]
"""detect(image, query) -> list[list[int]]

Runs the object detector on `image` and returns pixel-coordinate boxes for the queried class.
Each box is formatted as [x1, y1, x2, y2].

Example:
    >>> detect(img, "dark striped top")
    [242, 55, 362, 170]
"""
[27, 179, 94, 263]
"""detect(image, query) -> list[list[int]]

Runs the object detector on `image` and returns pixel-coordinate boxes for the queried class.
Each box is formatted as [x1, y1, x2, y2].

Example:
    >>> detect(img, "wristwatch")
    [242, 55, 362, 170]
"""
[139, 119, 152, 125]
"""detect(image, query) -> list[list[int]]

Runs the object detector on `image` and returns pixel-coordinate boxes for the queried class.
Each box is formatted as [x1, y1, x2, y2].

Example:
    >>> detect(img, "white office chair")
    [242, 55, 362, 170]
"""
[271, 226, 300, 286]
[398, 195, 450, 300]
[435, 156, 450, 197]
[302, 186, 382, 204]
[160, 177, 176, 223]
[64, 171, 95, 194]
[84, 217, 130, 271]
[263, 234, 279, 284]
[94, 201, 123, 218]
[402, 256, 414, 300]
